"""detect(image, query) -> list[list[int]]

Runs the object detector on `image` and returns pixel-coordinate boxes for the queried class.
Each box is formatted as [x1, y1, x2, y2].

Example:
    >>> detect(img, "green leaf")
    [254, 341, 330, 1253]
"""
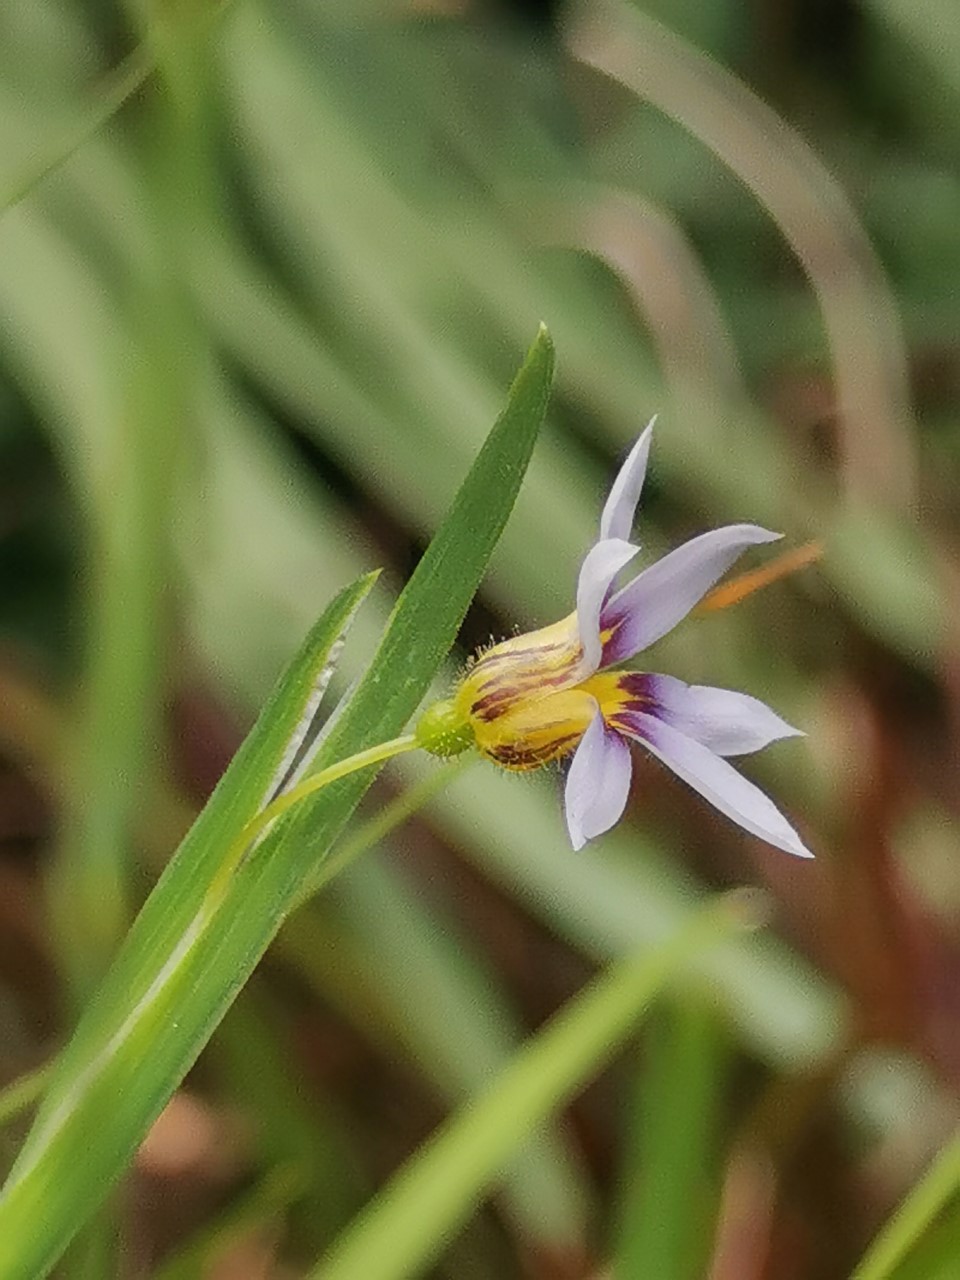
[613, 1001, 725, 1280]
[850, 1129, 960, 1280]
[0, 567, 375, 1264]
[308, 894, 760, 1280]
[888, 1199, 960, 1280]
[306, 849, 590, 1250]
[0, 326, 553, 1279]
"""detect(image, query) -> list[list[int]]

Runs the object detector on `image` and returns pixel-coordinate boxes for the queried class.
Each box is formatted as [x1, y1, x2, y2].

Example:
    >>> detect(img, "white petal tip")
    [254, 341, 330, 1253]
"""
[773, 724, 806, 742]
[567, 823, 587, 852]
[782, 836, 815, 859]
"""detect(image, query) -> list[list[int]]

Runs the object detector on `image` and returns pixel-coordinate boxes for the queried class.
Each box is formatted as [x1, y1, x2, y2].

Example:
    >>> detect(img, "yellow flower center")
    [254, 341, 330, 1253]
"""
[413, 614, 645, 772]
[466, 687, 597, 770]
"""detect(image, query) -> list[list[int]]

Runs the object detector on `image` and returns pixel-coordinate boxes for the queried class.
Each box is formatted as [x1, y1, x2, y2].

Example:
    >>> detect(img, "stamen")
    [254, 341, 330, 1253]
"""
[695, 540, 823, 614]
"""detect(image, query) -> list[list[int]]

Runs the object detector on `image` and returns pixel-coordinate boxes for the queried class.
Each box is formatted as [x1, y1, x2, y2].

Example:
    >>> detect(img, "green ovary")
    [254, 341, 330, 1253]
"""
[415, 698, 476, 759]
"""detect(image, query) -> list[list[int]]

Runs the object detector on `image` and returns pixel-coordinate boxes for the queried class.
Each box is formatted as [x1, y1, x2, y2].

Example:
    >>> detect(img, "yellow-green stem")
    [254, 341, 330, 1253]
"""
[294, 754, 474, 908]
[0, 736, 446, 1160]
[3, 735, 424, 1190]
[208, 734, 420, 903]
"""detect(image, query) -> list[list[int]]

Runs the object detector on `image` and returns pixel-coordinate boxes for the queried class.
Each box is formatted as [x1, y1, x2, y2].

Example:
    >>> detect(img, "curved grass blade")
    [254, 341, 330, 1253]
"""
[0, 569, 375, 1275]
[319, 850, 590, 1251]
[309, 893, 761, 1280]
[0, 327, 554, 1279]
[850, 1128, 960, 1280]
[613, 1001, 725, 1280]
[0, 42, 152, 220]
[885, 1199, 960, 1280]
[0, 2, 234, 219]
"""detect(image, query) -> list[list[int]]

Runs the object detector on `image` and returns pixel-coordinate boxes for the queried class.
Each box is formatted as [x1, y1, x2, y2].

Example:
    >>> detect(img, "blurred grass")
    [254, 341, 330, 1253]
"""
[311, 895, 755, 1280]
[1, 0, 960, 1276]
[613, 1000, 726, 1279]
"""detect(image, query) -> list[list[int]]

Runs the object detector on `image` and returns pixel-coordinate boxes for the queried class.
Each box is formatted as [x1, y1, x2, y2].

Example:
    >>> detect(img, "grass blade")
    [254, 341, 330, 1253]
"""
[613, 1001, 725, 1279]
[851, 1129, 960, 1280]
[0, 327, 553, 1278]
[310, 893, 761, 1280]
[0, 570, 374, 1275]
[321, 851, 591, 1250]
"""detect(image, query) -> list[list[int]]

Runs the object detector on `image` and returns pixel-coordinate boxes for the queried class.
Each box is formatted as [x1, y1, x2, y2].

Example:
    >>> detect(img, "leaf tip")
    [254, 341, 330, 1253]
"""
[533, 320, 554, 356]
[519, 323, 555, 392]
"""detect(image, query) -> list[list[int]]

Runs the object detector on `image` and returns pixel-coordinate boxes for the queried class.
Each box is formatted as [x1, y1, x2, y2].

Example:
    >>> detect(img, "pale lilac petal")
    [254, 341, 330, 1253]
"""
[625, 673, 804, 757]
[600, 524, 782, 665]
[564, 708, 634, 850]
[599, 419, 655, 542]
[619, 710, 812, 858]
[575, 537, 639, 675]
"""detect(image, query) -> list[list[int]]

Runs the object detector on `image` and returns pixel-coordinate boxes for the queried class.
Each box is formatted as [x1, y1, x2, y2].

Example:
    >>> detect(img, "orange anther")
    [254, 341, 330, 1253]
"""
[696, 540, 823, 614]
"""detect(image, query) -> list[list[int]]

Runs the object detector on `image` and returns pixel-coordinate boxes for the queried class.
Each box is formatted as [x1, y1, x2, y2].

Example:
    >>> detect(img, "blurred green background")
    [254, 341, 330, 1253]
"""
[1, 0, 959, 1276]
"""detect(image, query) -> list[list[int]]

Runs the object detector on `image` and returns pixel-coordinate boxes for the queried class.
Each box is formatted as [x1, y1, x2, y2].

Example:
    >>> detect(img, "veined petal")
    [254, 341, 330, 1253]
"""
[600, 524, 782, 665]
[471, 686, 596, 771]
[615, 673, 804, 757]
[619, 710, 812, 858]
[564, 707, 633, 850]
[599, 419, 655, 542]
[455, 613, 584, 725]
[576, 537, 639, 675]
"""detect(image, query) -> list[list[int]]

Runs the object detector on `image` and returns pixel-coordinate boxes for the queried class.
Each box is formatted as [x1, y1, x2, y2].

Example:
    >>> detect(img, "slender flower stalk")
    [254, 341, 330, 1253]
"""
[416, 422, 813, 858]
[212, 734, 421, 899]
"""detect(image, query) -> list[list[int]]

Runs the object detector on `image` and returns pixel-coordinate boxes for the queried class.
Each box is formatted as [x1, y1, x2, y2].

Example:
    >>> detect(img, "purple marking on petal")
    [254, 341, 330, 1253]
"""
[600, 524, 782, 666]
[620, 673, 803, 757]
[619, 710, 812, 858]
[599, 419, 655, 542]
[564, 708, 633, 851]
[575, 538, 639, 675]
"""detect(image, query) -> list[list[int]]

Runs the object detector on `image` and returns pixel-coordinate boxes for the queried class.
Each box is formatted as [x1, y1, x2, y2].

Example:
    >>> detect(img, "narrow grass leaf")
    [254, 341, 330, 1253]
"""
[324, 851, 590, 1250]
[0, 328, 553, 1279]
[310, 894, 760, 1280]
[613, 1000, 725, 1279]
[888, 1200, 960, 1280]
[0, 571, 375, 1276]
[851, 1128, 960, 1280]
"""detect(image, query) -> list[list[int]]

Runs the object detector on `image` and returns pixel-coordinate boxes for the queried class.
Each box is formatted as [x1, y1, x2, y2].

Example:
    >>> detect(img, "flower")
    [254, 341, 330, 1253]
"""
[416, 422, 811, 858]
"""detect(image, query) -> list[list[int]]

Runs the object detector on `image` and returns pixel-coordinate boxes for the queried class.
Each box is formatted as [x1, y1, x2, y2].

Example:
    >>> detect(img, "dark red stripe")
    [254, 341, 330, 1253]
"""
[470, 667, 581, 720]
[486, 732, 580, 771]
